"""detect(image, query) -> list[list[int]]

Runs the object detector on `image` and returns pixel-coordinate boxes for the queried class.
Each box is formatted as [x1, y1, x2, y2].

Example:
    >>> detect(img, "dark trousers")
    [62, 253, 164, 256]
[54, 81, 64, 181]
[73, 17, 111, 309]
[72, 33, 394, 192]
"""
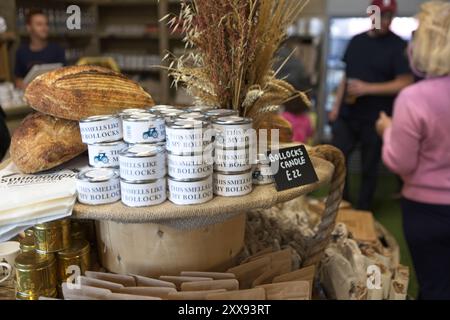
[332, 118, 382, 210]
[0, 110, 10, 160]
[401, 198, 450, 300]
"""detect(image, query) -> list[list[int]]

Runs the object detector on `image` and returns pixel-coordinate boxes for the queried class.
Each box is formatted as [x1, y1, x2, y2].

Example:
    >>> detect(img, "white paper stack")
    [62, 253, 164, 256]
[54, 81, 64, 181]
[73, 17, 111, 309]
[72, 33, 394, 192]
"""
[0, 157, 89, 242]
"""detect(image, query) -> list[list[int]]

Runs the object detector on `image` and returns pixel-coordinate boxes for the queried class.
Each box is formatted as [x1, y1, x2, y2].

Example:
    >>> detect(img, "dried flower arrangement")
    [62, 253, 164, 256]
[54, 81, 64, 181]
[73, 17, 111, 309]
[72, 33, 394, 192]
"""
[163, 0, 311, 137]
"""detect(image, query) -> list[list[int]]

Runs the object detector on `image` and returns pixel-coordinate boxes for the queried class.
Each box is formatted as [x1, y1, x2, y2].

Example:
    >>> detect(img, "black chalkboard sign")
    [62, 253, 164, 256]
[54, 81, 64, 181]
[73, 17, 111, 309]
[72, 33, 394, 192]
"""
[268, 145, 319, 191]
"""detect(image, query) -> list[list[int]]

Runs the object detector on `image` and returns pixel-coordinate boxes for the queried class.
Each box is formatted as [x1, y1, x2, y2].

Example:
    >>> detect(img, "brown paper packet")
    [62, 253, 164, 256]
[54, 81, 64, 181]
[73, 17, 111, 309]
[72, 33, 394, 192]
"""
[168, 289, 227, 301]
[62, 283, 111, 300]
[180, 271, 236, 280]
[206, 288, 266, 300]
[131, 274, 176, 289]
[227, 257, 270, 289]
[79, 276, 124, 292]
[103, 293, 162, 300]
[256, 281, 310, 300]
[85, 271, 136, 287]
[117, 287, 177, 299]
[159, 276, 213, 290]
[181, 279, 239, 292]
[272, 265, 316, 288]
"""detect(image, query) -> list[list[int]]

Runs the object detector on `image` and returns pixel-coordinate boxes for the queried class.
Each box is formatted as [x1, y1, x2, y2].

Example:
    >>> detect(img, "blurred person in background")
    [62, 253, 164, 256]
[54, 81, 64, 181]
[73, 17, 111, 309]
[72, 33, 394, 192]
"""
[14, 9, 66, 90]
[329, 0, 414, 210]
[377, 1, 450, 300]
[277, 36, 314, 144]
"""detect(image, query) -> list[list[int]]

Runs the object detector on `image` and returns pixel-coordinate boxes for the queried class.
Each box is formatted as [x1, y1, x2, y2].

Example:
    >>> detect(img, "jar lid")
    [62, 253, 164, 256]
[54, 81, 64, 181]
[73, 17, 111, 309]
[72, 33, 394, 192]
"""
[177, 112, 209, 121]
[122, 113, 161, 122]
[34, 218, 71, 231]
[118, 108, 149, 117]
[213, 116, 253, 125]
[57, 239, 90, 259]
[77, 168, 120, 183]
[120, 144, 165, 158]
[89, 140, 127, 147]
[166, 119, 209, 129]
[187, 105, 215, 113]
[204, 109, 238, 118]
[14, 251, 55, 270]
[79, 114, 119, 123]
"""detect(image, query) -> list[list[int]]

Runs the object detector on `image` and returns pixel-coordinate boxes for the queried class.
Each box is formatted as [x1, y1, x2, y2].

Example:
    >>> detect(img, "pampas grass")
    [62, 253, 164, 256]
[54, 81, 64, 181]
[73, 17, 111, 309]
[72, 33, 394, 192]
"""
[163, 0, 311, 129]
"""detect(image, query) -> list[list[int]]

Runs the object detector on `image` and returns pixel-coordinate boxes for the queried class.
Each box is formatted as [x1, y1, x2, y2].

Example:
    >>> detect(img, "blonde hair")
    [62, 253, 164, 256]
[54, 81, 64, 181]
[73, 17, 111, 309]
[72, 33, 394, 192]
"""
[412, 1, 450, 77]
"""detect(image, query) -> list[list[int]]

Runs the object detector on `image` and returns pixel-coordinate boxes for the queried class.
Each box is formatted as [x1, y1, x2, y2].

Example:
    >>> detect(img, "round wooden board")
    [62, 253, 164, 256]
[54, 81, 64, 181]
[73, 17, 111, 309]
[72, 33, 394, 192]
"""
[73, 156, 335, 224]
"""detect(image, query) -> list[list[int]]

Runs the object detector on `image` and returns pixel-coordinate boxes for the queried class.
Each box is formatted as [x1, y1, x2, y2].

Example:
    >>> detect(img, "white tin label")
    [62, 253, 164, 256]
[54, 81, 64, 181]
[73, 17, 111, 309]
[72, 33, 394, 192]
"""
[168, 153, 213, 180]
[76, 179, 121, 205]
[123, 118, 166, 144]
[213, 124, 253, 149]
[120, 179, 167, 207]
[166, 128, 212, 154]
[88, 142, 127, 168]
[214, 148, 251, 172]
[79, 118, 123, 144]
[168, 176, 213, 205]
[252, 165, 274, 185]
[119, 153, 166, 181]
[213, 172, 253, 197]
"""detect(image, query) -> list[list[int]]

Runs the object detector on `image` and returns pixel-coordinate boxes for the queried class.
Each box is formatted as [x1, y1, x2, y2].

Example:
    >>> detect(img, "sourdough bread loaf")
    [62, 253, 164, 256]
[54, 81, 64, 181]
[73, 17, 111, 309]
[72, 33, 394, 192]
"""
[10, 112, 87, 173]
[24, 65, 155, 121]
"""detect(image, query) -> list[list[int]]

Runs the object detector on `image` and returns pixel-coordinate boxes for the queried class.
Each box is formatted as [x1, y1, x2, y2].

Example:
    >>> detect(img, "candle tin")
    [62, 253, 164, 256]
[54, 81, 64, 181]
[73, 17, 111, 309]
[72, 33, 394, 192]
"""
[166, 119, 213, 155]
[213, 170, 253, 197]
[148, 105, 177, 112]
[123, 113, 166, 144]
[79, 115, 123, 144]
[76, 168, 121, 206]
[252, 154, 274, 185]
[120, 178, 167, 207]
[204, 109, 239, 119]
[168, 151, 213, 181]
[158, 108, 186, 121]
[212, 116, 253, 149]
[33, 219, 71, 254]
[168, 176, 213, 205]
[88, 141, 127, 168]
[56, 239, 90, 283]
[119, 145, 166, 181]
[15, 252, 57, 300]
[214, 147, 251, 172]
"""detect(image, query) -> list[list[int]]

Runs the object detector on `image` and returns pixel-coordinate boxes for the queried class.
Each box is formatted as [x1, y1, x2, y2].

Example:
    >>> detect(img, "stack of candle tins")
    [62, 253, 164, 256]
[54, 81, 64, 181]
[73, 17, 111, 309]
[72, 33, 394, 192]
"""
[75, 105, 274, 208]
[14, 219, 91, 300]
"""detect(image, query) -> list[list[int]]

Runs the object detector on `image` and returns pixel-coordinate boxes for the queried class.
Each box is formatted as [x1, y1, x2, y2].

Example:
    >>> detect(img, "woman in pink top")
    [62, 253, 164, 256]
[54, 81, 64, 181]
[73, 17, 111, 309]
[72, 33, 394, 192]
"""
[376, 1, 450, 300]
[281, 98, 314, 143]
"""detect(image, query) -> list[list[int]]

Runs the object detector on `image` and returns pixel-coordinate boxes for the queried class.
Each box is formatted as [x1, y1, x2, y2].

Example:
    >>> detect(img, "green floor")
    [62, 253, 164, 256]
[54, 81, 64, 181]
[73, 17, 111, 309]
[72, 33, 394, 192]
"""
[348, 173, 419, 298]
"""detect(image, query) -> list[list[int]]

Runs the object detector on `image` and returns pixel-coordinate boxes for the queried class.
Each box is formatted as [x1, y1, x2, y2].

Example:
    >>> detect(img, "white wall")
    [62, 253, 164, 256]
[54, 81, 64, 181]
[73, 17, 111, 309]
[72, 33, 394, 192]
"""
[326, 0, 428, 17]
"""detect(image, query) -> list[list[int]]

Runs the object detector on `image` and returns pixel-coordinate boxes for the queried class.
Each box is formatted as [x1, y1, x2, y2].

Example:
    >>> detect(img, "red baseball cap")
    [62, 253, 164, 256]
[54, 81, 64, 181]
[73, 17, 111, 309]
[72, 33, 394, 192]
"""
[371, 0, 398, 14]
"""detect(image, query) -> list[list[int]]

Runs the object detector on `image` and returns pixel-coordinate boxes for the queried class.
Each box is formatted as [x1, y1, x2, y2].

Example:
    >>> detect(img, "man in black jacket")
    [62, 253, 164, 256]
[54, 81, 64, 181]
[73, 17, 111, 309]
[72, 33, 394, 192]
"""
[0, 107, 11, 160]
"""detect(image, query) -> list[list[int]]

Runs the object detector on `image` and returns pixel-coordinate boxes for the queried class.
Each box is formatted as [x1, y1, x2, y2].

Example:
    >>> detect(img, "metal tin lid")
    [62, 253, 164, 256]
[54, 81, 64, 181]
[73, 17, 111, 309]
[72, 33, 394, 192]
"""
[168, 175, 212, 183]
[34, 218, 71, 231]
[166, 119, 210, 129]
[149, 105, 177, 111]
[25, 229, 34, 237]
[204, 109, 238, 118]
[120, 144, 165, 158]
[57, 239, 90, 259]
[120, 177, 166, 184]
[118, 108, 149, 117]
[187, 106, 215, 113]
[77, 168, 120, 183]
[14, 251, 56, 270]
[177, 112, 209, 121]
[89, 140, 127, 147]
[213, 116, 253, 125]
[79, 114, 119, 123]
[122, 113, 162, 122]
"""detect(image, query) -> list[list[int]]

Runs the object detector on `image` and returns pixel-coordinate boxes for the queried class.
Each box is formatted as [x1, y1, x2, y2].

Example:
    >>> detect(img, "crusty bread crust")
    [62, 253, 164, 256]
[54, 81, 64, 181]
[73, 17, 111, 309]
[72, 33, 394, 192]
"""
[24, 65, 155, 121]
[10, 112, 87, 173]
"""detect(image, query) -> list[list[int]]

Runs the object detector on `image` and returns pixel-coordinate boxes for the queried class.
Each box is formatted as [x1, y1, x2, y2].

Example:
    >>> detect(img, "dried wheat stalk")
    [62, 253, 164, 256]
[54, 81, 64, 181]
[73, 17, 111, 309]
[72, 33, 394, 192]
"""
[163, 0, 311, 130]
